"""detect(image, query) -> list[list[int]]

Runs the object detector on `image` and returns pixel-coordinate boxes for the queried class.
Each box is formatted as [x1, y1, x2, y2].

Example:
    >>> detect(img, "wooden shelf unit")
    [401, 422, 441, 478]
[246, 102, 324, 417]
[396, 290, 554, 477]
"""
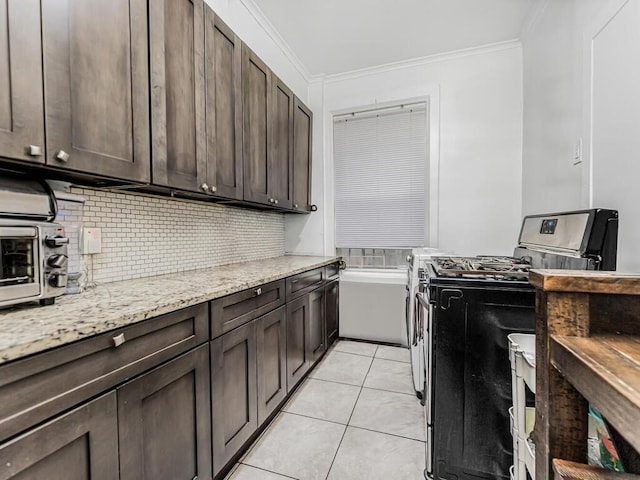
[530, 269, 640, 480]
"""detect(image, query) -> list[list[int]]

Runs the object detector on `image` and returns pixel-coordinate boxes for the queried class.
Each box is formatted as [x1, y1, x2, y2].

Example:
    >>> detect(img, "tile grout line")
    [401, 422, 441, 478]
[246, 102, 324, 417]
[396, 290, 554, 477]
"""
[347, 424, 427, 444]
[280, 410, 347, 427]
[236, 462, 300, 479]
[373, 356, 411, 364]
[307, 375, 416, 397]
[323, 346, 377, 480]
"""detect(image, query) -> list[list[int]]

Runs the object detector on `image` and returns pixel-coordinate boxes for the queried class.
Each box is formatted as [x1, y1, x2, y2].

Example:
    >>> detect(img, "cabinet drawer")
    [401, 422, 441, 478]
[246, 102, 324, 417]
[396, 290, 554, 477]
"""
[0, 303, 208, 442]
[286, 267, 325, 301]
[325, 262, 340, 280]
[210, 279, 285, 339]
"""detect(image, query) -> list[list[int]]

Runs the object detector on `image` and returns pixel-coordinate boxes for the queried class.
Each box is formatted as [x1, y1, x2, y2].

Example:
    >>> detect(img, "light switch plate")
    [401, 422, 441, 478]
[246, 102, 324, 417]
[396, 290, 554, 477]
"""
[81, 227, 102, 254]
[573, 138, 583, 165]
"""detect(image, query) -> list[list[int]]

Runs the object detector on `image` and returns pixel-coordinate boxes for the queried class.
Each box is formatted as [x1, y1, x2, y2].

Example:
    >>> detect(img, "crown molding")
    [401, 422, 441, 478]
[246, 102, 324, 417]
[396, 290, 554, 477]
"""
[318, 39, 522, 84]
[238, 0, 312, 82]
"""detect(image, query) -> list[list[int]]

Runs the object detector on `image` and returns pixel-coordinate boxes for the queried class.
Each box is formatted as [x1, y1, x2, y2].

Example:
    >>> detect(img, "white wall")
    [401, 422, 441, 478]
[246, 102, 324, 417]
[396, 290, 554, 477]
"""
[287, 43, 524, 257]
[204, 0, 309, 101]
[522, 0, 640, 272]
[521, 0, 598, 214]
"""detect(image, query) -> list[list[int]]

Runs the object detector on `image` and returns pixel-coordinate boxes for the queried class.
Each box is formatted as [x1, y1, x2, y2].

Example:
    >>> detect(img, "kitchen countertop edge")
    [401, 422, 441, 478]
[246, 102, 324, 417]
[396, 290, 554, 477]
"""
[0, 255, 340, 366]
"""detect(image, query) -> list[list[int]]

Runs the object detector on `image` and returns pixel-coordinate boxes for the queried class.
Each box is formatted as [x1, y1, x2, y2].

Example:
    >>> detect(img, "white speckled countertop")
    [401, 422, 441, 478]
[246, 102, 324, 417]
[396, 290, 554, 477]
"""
[0, 255, 339, 365]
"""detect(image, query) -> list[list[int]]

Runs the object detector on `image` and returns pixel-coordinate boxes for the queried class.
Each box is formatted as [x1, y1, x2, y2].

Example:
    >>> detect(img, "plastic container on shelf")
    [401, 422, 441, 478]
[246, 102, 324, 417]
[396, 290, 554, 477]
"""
[510, 333, 536, 393]
[509, 407, 524, 480]
[508, 333, 536, 480]
[525, 407, 535, 436]
[523, 436, 535, 478]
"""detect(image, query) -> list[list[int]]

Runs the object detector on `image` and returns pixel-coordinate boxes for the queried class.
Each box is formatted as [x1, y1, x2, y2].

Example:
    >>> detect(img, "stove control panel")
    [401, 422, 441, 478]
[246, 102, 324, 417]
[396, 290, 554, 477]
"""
[540, 218, 558, 234]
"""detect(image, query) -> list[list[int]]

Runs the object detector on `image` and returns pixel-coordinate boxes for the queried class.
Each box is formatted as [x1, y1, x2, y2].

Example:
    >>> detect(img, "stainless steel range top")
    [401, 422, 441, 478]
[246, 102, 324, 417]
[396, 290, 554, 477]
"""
[428, 255, 531, 280]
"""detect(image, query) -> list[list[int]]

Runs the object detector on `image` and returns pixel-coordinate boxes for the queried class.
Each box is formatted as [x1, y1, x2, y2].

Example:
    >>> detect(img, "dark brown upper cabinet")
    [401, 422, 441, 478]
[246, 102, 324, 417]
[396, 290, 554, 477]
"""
[293, 97, 313, 212]
[242, 46, 272, 205]
[150, 0, 206, 192]
[0, 0, 45, 164]
[269, 76, 294, 209]
[41, 0, 150, 182]
[204, 7, 243, 200]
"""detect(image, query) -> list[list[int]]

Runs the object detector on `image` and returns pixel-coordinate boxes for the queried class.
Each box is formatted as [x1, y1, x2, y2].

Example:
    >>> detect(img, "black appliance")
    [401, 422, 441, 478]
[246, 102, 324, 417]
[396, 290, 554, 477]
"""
[422, 208, 618, 480]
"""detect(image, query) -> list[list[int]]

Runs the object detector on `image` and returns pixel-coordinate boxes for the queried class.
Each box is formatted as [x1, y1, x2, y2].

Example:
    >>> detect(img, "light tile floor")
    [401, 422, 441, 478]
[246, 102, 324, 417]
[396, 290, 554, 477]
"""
[225, 340, 426, 480]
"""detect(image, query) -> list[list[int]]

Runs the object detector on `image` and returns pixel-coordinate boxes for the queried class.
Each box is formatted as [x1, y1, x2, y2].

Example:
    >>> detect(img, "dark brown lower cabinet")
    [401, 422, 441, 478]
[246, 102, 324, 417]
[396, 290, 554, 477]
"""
[256, 306, 287, 424]
[211, 321, 257, 476]
[118, 344, 212, 480]
[286, 294, 310, 392]
[325, 279, 340, 347]
[0, 392, 118, 480]
[307, 287, 326, 364]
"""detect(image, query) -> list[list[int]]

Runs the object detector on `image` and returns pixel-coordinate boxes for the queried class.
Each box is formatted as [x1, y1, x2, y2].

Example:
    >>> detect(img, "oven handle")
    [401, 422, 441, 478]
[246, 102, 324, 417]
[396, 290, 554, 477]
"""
[417, 292, 430, 310]
[0, 227, 38, 237]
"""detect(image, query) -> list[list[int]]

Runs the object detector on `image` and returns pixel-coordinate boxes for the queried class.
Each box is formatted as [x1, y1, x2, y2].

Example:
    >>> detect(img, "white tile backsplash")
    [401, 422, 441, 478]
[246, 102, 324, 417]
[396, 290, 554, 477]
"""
[58, 187, 285, 284]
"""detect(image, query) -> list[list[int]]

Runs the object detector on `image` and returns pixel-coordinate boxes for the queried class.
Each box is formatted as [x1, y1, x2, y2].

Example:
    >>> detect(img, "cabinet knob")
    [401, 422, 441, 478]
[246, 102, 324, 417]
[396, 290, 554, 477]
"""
[294, 204, 298, 209]
[112, 333, 126, 347]
[254, 287, 262, 296]
[268, 198, 274, 203]
[200, 183, 209, 192]
[210, 185, 217, 193]
[55, 150, 70, 162]
[27, 145, 42, 156]
[274, 199, 278, 205]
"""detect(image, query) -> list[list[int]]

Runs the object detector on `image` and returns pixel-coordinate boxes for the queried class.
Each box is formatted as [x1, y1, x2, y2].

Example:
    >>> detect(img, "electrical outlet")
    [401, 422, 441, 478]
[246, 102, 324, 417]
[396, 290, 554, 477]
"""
[573, 138, 583, 165]
[81, 227, 102, 254]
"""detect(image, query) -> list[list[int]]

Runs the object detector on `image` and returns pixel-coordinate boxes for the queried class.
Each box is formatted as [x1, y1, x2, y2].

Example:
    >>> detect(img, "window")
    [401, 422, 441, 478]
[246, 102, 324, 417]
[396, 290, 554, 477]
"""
[333, 102, 428, 249]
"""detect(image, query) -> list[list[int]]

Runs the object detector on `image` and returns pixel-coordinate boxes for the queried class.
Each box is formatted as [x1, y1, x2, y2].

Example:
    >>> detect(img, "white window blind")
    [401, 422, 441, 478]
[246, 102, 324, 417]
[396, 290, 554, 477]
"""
[334, 103, 428, 248]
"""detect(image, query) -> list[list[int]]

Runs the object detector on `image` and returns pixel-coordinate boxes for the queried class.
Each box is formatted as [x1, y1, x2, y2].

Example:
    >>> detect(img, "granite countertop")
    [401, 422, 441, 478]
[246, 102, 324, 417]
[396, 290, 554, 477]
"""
[0, 255, 339, 365]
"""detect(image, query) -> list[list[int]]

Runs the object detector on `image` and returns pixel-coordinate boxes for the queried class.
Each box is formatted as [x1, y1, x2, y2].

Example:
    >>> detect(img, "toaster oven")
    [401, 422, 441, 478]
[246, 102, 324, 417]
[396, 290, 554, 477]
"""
[0, 218, 69, 307]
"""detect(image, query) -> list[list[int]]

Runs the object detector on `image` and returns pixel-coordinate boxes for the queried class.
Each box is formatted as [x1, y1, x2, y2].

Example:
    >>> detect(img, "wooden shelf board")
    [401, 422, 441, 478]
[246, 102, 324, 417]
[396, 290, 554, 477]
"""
[553, 459, 640, 479]
[551, 334, 640, 452]
[529, 270, 640, 295]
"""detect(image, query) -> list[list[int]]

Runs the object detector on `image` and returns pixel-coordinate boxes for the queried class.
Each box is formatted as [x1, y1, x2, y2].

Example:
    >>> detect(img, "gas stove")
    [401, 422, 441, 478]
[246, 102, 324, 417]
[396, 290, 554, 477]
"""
[427, 255, 531, 281]
[423, 209, 619, 480]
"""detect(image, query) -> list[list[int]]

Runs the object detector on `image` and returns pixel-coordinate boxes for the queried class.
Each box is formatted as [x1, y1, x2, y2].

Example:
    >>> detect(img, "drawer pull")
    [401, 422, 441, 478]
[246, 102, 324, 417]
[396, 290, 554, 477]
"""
[55, 150, 70, 162]
[28, 145, 42, 156]
[254, 287, 262, 296]
[112, 333, 126, 347]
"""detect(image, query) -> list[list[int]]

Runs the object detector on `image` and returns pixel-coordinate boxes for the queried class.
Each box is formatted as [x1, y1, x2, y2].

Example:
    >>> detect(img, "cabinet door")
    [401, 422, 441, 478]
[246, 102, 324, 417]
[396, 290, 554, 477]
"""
[211, 321, 257, 475]
[0, 393, 118, 480]
[118, 345, 212, 480]
[292, 97, 312, 212]
[150, 0, 206, 192]
[0, 0, 44, 164]
[204, 8, 243, 200]
[256, 306, 286, 425]
[286, 294, 310, 392]
[269, 76, 293, 209]
[325, 280, 340, 348]
[307, 286, 326, 364]
[242, 46, 271, 205]
[41, 0, 150, 181]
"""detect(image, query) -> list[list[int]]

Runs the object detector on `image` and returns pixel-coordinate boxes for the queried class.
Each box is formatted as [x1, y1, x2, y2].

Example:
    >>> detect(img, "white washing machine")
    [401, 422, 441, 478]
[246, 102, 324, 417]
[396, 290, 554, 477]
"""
[405, 248, 446, 400]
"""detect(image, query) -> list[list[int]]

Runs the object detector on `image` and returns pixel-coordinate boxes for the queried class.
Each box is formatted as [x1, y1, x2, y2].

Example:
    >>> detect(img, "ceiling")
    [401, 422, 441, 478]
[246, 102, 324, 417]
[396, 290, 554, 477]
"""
[251, 0, 534, 76]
